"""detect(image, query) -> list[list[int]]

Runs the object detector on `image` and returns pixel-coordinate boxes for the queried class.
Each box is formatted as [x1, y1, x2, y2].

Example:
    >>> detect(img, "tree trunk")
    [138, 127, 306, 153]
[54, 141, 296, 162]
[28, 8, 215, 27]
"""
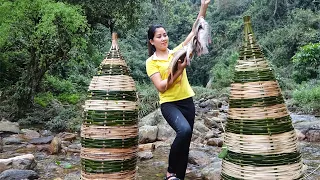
[15, 47, 47, 116]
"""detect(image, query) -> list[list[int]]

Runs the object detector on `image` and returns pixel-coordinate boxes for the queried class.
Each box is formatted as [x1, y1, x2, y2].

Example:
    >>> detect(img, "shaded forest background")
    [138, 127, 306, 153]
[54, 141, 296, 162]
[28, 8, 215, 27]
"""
[0, 0, 319, 132]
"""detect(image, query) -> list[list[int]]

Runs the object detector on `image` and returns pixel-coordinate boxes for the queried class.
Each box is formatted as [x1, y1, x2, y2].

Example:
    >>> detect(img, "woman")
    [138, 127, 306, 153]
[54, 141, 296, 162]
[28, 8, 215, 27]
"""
[145, 1, 210, 180]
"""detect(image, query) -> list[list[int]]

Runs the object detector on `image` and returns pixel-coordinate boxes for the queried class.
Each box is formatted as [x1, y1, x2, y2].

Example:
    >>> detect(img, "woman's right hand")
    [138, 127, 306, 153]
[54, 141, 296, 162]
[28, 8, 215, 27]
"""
[202, 0, 210, 5]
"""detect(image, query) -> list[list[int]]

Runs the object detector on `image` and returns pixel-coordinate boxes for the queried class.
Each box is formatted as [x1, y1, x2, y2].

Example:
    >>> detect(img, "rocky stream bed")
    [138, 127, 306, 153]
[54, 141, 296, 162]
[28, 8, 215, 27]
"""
[1, 97, 319, 180]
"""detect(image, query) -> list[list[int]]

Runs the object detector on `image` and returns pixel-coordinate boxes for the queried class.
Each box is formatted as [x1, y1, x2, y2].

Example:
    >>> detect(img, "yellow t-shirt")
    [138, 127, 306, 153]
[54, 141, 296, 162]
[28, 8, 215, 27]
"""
[146, 43, 195, 104]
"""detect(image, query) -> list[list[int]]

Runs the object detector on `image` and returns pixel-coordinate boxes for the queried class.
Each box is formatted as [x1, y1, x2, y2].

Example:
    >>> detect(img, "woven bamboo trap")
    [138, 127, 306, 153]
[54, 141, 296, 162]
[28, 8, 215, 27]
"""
[81, 33, 138, 180]
[220, 16, 304, 179]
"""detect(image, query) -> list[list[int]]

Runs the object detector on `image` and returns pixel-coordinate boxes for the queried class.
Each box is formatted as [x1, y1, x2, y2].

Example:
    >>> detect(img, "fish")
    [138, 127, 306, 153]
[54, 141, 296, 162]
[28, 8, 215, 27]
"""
[167, 17, 211, 84]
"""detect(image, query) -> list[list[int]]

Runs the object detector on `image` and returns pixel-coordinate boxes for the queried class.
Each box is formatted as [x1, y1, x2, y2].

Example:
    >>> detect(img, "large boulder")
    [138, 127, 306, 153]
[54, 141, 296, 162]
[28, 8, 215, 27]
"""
[2, 135, 22, 145]
[0, 154, 36, 173]
[157, 124, 175, 141]
[139, 109, 166, 127]
[0, 120, 20, 134]
[137, 151, 153, 161]
[194, 121, 210, 134]
[21, 129, 40, 140]
[0, 169, 38, 180]
[305, 129, 320, 142]
[139, 125, 158, 144]
[29, 135, 54, 144]
[199, 99, 222, 110]
[188, 150, 212, 167]
[201, 160, 222, 180]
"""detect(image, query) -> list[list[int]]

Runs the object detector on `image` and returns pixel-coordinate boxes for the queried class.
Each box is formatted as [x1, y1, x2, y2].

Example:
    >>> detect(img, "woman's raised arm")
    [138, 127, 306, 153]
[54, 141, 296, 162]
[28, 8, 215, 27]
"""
[182, 0, 210, 46]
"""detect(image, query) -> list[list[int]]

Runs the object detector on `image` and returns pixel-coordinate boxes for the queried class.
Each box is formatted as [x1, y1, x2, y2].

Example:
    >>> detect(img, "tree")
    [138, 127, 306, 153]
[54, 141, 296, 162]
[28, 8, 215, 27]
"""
[0, 0, 89, 115]
[61, 0, 145, 35]
[292, 42, 320, 83]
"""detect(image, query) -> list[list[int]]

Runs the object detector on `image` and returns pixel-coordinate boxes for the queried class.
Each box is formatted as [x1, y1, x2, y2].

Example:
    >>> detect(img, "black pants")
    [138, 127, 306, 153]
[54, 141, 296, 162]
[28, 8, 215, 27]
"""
[160, 97, 195, 180]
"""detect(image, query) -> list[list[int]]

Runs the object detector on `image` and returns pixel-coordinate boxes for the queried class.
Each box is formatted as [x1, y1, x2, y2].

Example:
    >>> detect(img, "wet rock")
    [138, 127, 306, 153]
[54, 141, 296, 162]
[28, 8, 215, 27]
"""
[188, 150, 211, 166]
[295, 129, 306, 141]
[57, 132, 77, 142]
[293, 120, 320, 131]
[194, 121, 210, 133]
[199, 99, 221, 109]
[193, 137, 205, 144]
[0, 137, 2, 153]
[305, 129, 320, 142]
[29, 135, 54, 144]
[138, 151, 153, 161]
[206, 110, 220, 117]
[201, 160, 222, 180]
[211, 116, 226, 123]
[0, 120, 20, 134]
[207, 138, 223, 147]
[192, 129, 202, 141]
[21, 129, 40, 140]
[153, 141, 170, 149]
[61, 141, 72, 149]
[39, 130, 53, 136]
[64, 171, 81, 180]
[139, 109, 165, 127]
[138, 143, 155, 152]
[139, 125, 158, 144]
[0, 154, 36, 173]
[26, 144, 36, 149]
[65, 143, 81, 153]
[3, 135, 22, 145]
[204, 117, 220, 129]
[0, 169, 39, 180]
[151, 161, 166, 167]
[49, 137, 62, 154]
[205, 130, 220, 139]
[36, 144, 51, 152]
[157, 124, 175, 141]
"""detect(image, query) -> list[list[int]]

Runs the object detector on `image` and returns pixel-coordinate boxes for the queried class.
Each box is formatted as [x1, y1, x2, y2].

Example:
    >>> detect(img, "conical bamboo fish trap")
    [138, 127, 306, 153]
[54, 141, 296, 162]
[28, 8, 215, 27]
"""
[221, 16, 304, 180]
[81, 33, 138, 180]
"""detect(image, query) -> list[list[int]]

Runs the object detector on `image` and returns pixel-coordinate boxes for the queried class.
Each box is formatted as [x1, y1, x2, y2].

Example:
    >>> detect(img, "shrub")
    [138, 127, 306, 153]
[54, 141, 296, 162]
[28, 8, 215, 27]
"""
[57, 93, 81, 105]
[292, 42, 320, 83]
[136, 82, 159, 118]
[292, 81, 320, 113]
[45, 107, 78, 132]
[44, 75, 76, 94]
[34, 92, 55, 107]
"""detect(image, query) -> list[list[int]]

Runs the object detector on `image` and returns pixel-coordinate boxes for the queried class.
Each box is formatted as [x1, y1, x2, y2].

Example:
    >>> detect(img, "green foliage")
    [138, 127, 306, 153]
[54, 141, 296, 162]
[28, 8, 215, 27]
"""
[0, 0, 89, 112]
[44, 75, 76, 94]
[34, 92, 55, 107]
[57, 93, 81, 105]
[210, 51, 238, 89]
[259, 9, 320, 68]
[61, 0, 145, 36]
[45, 106, 78, 132]
[292, 81, 320, 113]
[192, 86, 221, 100]
[136, 82, 159, 118]
[292, 42, 320, 83]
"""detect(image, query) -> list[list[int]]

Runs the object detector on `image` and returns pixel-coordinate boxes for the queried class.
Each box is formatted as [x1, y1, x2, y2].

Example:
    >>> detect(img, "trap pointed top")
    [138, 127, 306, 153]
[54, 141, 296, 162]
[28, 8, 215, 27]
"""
[111, 32, 119, 50]
[243, 16, 255, 43]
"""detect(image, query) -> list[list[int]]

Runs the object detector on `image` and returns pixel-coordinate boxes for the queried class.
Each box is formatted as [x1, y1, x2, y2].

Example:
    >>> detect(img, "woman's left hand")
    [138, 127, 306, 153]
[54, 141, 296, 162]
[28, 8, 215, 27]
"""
[177, 57, 187, 73]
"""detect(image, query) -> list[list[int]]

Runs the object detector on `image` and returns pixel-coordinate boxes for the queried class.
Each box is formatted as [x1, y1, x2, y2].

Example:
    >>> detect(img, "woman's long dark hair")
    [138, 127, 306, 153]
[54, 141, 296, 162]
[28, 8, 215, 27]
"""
[147, 24, 164, 57]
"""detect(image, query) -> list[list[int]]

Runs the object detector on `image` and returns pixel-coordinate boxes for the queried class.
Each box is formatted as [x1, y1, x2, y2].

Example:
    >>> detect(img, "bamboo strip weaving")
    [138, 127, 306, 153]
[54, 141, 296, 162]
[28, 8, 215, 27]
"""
[221, 16, 304, 179]
[81, 33, 138, 180]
